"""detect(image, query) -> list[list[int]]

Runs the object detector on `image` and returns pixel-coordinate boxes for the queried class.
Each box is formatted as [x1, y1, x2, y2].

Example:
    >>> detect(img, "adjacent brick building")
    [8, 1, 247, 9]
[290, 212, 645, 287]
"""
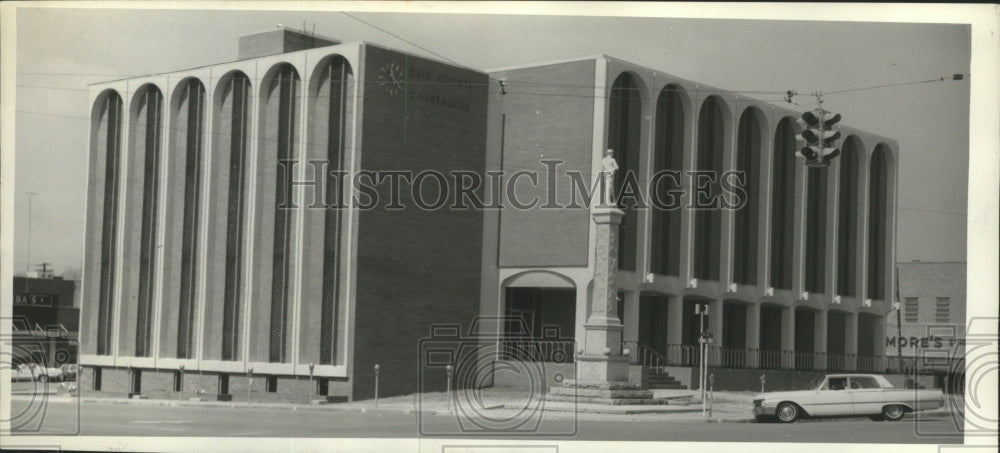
[887, 261, 966, 370]
[11, 276, 79, 367]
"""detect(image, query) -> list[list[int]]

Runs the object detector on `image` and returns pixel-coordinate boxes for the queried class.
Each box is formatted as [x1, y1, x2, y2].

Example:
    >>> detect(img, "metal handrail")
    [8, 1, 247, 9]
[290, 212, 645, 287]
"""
[502, 337, 935, 375]
[622, 341, 668, 371]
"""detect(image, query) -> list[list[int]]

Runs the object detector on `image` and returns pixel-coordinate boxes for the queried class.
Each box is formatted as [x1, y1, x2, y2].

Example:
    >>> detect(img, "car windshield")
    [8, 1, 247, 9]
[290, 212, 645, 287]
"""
[803, 376, 825, 390]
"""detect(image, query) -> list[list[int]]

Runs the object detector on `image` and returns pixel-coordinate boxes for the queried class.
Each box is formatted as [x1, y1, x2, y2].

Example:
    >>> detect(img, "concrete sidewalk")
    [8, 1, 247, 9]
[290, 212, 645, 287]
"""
[12, 388, 757, 423]
[13, 387, 960, 424]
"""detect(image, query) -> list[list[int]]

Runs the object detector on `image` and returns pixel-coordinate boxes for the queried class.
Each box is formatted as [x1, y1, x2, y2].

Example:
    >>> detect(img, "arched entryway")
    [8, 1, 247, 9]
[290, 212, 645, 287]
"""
[501, 271, 577, 363]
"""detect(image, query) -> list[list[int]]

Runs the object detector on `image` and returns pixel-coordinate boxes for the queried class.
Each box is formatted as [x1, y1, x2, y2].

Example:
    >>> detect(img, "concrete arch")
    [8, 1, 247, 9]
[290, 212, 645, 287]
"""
[502, 270, 577, 289]
[691, 95, 730, 282]
[204, 69, 253, 362]
[866, 144, 895, 301]
[739, 105, 770, 139]
[123, 82, 164, 359]
[649, 83, 688, 277]
[86, 88, 125, 357]
[258, 62, 301, 99]
[733, 106, 767, 285]
[250, 61, 301, 364]
[169, 77, 205, 109]
[653, 81, 693, 120]
[162, 77, 207, 360]
[300, 53, 356, 367]
[695, 94, 734, 130]
[128, 83, 163, 120]
[90, 89, 123, 126]
[836, 135, 865, 297]
[213, 70, 252, 109]
[307, 54, 353, 96]
[608, 71, 644, 272]
[769, 116, 799, 290]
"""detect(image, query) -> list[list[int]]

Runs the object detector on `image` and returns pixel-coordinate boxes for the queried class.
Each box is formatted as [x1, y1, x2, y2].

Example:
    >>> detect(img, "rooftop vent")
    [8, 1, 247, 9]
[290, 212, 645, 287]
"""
[238, 27, 340, 60]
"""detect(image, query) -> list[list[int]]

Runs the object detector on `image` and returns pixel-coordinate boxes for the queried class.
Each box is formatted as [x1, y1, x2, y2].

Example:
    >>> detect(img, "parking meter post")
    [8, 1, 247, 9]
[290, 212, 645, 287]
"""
[446, 364, 454, 412]
[709, 373, 714, 418]
[178, 365, 185, 401]
[760, 373, 766, 394]
[374, 364, 380, 407]
[307, 363, 315, 405]
[247, 368, 253, 404]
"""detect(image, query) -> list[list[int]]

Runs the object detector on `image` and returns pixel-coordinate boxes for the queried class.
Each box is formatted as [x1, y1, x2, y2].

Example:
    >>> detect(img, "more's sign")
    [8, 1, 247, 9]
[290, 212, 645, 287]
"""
[885, 323, 965, 358]
[14, 293, 55, 307]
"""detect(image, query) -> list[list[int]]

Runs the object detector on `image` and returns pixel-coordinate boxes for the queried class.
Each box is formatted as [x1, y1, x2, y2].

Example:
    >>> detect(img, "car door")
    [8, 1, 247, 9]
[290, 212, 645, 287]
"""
[804, 376, 854, 416]
[847, 376, 885, 415]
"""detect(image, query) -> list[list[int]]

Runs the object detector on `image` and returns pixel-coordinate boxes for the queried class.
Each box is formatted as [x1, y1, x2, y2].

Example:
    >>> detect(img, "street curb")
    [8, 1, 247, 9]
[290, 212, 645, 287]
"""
[62, 395, 756, 422]
[18, 392, 760, 423]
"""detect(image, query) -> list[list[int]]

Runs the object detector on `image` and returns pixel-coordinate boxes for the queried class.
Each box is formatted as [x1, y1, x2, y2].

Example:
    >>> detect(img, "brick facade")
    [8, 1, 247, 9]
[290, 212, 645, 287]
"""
[887, 261, 966, 358]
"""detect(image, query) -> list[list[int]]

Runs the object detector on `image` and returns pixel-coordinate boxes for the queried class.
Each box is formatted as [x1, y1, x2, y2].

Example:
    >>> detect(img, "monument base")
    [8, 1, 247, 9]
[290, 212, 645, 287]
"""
[546, 378, 671, 406]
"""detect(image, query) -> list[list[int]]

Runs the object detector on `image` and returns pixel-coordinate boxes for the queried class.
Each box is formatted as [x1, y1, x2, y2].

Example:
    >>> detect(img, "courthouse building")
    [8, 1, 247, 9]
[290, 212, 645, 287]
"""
[484, 56, 900, 389]
[80, 29, 900, 400]
[80, 29, 489, 401]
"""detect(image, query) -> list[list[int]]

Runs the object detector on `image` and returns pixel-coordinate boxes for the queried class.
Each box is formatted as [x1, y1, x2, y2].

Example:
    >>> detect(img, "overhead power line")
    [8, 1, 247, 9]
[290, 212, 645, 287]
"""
[339, 12, 464, 68]
[824, 74, 969, 96]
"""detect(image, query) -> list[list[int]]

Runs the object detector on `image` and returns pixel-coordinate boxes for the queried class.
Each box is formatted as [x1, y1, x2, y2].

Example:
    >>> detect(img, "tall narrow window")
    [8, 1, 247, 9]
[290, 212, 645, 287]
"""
[836, 138, 861, 296]
[607, 73, 640, 271]
[96, 92, 123, 356]
[805, 165, 828, 293]
[650, 85, 684, 276]
[733, 108, 762, 285]
[693, 96, 725, 281]
[318, 58, 350, 365]
[177, 80, 205, 359]
[135, 85, 163, 358]
[769, 118, 797, 289]
[221, 74, 250, 361]
[867, 145, 890, 300]
[268, 65, 299, 363]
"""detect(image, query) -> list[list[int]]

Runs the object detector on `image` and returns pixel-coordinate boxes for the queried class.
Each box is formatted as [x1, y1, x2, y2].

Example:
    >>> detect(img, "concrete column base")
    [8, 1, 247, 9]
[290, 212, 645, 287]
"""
[574, 355, 631, 384]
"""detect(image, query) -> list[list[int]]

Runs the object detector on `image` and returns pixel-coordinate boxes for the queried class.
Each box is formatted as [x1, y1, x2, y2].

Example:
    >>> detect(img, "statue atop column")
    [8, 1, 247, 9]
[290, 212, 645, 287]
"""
[601, 149, 619, 207]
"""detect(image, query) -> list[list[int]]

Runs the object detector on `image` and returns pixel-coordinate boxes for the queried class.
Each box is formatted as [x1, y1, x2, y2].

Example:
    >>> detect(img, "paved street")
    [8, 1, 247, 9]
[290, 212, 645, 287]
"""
[10, 397, 964, 443]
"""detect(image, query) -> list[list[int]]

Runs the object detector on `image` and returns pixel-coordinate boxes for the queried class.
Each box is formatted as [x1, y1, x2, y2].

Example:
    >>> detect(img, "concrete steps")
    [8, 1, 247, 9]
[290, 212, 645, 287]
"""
[548, 386, 653, 399]
[648, 375, 687, 390]
[545, 394, 675, 405]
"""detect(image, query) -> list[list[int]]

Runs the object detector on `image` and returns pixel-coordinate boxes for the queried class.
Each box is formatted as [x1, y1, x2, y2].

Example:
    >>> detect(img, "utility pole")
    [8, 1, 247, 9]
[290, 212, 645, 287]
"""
[25, 192, 39, 273]
[36, 262, 53, 278]
[895, 266, 903, 374]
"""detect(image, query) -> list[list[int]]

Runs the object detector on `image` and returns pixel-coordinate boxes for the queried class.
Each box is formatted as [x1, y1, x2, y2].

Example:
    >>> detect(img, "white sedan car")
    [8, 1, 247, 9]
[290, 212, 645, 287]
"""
[11, 363, 64, 383]
[752, 374, 945, 423]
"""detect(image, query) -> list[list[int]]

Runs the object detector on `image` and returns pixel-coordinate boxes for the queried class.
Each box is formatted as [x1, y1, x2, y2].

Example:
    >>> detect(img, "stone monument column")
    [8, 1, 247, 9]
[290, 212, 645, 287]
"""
[547, 149, 658, 405]
[574, 206, 631, 384]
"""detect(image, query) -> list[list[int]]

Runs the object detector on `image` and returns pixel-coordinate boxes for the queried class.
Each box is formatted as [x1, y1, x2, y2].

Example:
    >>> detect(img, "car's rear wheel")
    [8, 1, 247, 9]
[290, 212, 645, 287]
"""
[882, 405, 906, 421]
[777, 403, 799, 423]
[37, 374, 49, 383]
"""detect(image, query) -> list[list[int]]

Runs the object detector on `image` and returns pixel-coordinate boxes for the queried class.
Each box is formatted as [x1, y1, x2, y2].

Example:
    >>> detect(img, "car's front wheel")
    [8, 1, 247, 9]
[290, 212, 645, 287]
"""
[882, 405, 906, 421]
[776, 403, 799, 423]
[37, 374, 49, 383]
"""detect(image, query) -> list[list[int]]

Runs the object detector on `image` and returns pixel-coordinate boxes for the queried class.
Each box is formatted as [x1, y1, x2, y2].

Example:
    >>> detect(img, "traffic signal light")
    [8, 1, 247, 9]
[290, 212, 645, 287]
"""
[796, 109, 843, 166]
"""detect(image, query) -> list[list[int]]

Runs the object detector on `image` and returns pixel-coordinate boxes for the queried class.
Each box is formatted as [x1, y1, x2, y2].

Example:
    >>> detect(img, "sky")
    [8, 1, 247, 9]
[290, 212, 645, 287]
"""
[6, 4, 977, 276]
